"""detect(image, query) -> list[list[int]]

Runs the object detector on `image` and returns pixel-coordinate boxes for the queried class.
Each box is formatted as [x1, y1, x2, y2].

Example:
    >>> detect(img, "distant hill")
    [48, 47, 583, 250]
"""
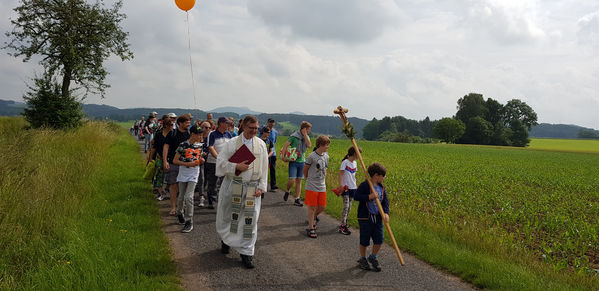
[210, 106, 261, 115]
[530, 123, 599, 139]
[0, 100, 367, 138]
[5, 99, 596, 139]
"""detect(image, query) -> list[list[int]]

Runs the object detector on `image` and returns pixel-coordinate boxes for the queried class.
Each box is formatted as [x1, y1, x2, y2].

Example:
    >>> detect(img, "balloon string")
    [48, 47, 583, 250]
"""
[186, 12, 198, 114]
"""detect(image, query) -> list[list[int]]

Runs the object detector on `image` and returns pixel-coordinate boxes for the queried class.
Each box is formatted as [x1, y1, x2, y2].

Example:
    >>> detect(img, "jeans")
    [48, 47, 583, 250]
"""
[269, 156, 277, 188]
[177, 181, 197, 223]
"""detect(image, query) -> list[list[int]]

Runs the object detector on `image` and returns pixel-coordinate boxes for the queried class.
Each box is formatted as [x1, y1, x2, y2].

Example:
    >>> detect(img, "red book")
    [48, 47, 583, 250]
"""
[228, 144, 256, 176]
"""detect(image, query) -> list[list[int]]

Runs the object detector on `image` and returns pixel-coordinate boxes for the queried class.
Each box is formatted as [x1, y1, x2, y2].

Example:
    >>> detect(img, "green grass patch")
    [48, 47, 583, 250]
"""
[0, 117, 179, 290]
[529, 138, 599, 154]
[273, 136, 599, 290]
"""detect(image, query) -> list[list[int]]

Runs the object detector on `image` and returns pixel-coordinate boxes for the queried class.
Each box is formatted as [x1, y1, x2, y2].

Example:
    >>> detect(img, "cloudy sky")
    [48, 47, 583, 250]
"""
[2, 0, 599, 129]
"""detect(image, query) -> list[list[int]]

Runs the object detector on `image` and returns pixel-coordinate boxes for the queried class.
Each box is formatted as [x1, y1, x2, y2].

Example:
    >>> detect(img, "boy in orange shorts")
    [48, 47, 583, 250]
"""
[303, 135, 330, 238]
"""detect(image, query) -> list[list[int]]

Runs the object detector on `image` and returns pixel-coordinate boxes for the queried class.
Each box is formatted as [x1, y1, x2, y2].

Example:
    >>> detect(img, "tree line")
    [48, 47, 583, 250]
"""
[362, 93, 538, 147]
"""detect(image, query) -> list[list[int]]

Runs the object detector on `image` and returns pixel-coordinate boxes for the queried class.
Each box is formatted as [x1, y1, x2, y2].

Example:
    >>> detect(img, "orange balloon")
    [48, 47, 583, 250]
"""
[175, 0, 195, 11]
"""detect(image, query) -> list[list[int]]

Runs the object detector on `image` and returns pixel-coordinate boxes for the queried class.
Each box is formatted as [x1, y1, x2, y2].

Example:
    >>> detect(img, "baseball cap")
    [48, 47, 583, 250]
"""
[190, 125, 202, 134]
[167, 113, 177, 118]
[267, 118, 275, 123]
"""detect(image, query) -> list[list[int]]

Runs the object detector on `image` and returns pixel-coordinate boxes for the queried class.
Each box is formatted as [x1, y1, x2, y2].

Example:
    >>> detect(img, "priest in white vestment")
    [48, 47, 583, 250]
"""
[215, 116, 268, 269]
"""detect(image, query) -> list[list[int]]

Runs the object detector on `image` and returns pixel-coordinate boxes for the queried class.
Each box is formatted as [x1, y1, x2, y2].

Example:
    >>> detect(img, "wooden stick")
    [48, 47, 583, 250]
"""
[334, 106, 406, 266]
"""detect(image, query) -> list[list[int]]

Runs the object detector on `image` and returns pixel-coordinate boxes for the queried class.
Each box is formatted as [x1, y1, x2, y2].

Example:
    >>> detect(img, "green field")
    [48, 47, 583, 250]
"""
[0, 117, 179, 290]
[274, 136, 599, 290]
[529, 138, 599, 154]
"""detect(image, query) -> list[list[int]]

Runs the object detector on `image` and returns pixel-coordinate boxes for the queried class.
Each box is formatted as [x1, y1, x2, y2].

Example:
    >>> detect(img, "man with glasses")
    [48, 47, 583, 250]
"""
[215, 115, 268, 269]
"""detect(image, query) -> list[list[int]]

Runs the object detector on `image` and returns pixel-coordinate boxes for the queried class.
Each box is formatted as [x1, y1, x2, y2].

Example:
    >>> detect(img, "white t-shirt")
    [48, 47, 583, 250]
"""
[339, 159, 357, 189]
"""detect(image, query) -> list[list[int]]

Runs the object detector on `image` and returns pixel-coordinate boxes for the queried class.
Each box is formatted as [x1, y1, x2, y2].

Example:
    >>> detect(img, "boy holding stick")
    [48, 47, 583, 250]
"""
[354, 163, 389, 272]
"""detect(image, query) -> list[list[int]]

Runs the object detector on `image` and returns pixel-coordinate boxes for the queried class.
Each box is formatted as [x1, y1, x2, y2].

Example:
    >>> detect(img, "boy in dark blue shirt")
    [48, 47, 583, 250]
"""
[354, 163, 389, 272]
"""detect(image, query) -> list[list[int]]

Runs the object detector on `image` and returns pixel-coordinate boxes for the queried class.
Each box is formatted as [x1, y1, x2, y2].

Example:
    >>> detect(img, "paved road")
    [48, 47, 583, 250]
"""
[136, 135, 474, 290]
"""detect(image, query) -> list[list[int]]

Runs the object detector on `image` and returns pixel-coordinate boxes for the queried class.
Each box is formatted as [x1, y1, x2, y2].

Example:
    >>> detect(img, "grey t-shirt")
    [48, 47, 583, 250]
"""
[305, 151, 329, 192]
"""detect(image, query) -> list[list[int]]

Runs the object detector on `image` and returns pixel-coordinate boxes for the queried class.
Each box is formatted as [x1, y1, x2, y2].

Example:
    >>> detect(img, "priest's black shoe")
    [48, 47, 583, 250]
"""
[240, 254, 255, 269]
[220, 240, 230, 254]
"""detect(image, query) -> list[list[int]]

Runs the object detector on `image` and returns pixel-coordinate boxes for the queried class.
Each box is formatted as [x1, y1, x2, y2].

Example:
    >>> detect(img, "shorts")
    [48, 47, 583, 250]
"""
[165, 164, 180, 185]
[305, 190, 326, 207]
[288, 161, 304, 179]
[359, 217, 384, 246]
[342, 188, 356, 199]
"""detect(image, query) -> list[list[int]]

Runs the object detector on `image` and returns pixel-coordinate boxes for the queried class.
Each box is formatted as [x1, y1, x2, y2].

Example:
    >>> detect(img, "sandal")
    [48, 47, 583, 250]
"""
[306, 228, 317, 238]
[169, 209, 176, 216]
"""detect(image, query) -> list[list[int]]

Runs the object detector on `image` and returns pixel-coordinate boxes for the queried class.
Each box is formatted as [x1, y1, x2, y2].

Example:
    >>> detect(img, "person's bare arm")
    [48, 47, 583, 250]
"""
[303, 163, 310, 179]
[280, 141, 291, 162]
[163, 144, 170, 171]
[209, 146, 218, 159]
[302, 128, 311, 148]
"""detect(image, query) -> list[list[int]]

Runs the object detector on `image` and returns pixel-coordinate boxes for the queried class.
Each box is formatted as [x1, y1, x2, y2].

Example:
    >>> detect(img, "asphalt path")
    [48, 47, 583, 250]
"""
[135, 135, 474, 290]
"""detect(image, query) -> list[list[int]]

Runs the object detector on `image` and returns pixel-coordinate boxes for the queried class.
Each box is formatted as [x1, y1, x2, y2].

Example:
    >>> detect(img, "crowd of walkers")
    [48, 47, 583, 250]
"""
[133, 112, 390, 271]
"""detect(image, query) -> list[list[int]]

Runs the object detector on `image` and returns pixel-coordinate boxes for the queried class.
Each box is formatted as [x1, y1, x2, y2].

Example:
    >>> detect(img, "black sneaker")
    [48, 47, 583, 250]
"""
[368, 256, 381, 272]
[177, 214, 185, 225]
[271, 185, 278, 191]
[283, 191, 290, 201]
[181, 221, 193, 233]
[240, 254, 255, 269]
[220, 240, 230, 254]
[293, 198, 303, 207]
[339, 225, 351, 235]
[357, 257, 371, 270]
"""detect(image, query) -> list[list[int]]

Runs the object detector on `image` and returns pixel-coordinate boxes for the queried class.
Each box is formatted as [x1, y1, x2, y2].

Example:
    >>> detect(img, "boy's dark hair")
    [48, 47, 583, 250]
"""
[367, 163, 386, 178]
[176, 115, 190, 125]
[315, 135, 330, 148]
[343, 146, 362, 161]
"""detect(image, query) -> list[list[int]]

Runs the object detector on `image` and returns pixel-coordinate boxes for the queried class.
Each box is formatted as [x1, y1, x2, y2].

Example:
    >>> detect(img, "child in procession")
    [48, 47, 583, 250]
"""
[335, 146, 361, 235]
[354, 163, 389, 272]
[303, 135, 330, 238]
[173, 124, 205, 233]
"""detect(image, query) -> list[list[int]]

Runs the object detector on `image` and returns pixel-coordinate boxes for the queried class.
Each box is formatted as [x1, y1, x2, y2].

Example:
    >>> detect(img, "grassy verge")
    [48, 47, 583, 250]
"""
[0, 117, 179, 290]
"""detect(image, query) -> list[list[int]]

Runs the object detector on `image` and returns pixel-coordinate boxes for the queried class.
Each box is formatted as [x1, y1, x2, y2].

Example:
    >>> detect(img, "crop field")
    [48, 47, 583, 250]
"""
[274, 136, 598, 288]
[529, 138, 599, 154]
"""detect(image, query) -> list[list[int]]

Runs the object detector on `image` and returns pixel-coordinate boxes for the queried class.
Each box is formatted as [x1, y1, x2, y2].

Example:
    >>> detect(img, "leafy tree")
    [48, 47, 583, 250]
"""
[455, 93, 488, 124]
[578, 129, 599, 139]
[490, 122, 512, 146]
[433, 118, 465, 143]
[485, 98, 504, 124]
[503, 99, 538, 130]
[509, 119, 530, 147]
[462, 116, 492, 145]
[363, 118, 381, 140]
[4, 0, 132, 128]
[22, 75, 83, 129]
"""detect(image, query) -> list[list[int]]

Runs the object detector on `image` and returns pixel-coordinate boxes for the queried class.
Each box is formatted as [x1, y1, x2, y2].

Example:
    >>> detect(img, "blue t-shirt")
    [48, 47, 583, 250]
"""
[269, 128, 278, 157]
[368, 184, 384, 214]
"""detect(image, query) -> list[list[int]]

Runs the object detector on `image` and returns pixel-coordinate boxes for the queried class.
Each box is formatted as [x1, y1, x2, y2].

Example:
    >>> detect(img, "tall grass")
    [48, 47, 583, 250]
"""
[0, 117, 179, 290]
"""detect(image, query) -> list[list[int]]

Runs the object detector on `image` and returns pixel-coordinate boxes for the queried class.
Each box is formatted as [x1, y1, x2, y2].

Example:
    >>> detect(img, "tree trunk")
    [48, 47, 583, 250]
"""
[62, 67, 71, 98]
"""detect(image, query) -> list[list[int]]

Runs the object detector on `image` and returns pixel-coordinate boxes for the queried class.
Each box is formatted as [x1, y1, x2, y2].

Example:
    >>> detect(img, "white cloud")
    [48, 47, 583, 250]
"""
[247, 0, 401, 44]
[577, 11, 599, 47]
[461, 0, 547, 44]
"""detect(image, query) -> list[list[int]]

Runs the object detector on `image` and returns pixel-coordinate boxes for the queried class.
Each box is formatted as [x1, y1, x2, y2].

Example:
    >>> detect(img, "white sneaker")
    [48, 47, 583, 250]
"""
[199, 197, 205, 207]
